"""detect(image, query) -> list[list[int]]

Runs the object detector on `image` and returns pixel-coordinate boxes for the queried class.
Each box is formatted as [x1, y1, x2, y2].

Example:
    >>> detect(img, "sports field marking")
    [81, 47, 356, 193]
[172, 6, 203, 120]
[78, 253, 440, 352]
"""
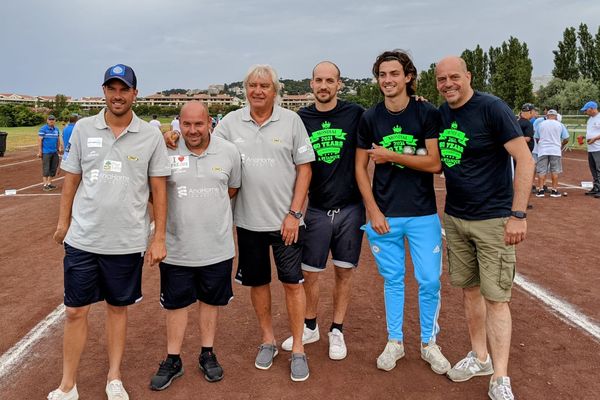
[0, 304, 65, 381]
[0, 193, 61, 198]
[563, 157, 587, 162]
[440, 231, 600, 342]
[0, 177, 65, 198]
[0, 158, 38, 168]
[514, 274, 600, 341]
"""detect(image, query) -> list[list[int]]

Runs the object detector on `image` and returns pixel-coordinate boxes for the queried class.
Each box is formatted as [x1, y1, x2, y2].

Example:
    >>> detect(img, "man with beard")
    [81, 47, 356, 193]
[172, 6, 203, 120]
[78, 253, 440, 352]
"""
[48, 64, 170, 400]
[280, 61, 365, 361]
[435, 56, 534, 400]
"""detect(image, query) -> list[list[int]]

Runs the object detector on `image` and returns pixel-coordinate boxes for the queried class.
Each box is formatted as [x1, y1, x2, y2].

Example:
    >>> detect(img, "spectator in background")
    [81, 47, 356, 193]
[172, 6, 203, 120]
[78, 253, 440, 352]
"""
[62, 114, 78, 150]
[518, 104, 536, 199]
[171, 115, 180, 132]
[581, 101, 600, 198]
[149, 114, 162, 129]
[38, 114, 62, 191]
[534, 109, 569, 198]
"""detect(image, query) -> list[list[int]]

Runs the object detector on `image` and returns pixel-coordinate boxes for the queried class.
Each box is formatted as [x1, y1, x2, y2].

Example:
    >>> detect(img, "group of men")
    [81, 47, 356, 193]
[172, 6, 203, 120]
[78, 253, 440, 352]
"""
[48, 52, 536, 400]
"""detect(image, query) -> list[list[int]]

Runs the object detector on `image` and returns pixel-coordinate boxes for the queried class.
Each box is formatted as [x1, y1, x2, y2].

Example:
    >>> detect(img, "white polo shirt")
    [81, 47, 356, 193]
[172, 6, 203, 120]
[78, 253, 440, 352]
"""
[535, 119, 569, 157]
[214, 105, 315, 231]
[164, 136, 242, 267]
[61, 108, 171, 254]
[586, 113, 600, 152]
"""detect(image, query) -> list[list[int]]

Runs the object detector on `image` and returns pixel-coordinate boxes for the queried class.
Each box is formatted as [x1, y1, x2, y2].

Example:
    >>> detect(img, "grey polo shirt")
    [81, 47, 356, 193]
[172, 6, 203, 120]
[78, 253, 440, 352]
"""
[214, 105, 315, 231]
[163, 136, 241, 267]
[61, 108, 171, 254]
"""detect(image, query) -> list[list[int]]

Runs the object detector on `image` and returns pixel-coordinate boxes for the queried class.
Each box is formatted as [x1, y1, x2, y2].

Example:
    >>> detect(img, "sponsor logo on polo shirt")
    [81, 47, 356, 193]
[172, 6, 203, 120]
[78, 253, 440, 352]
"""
[90, 169, 100, 183]
[87, 150, 100, 158]
[176, 185, 219, 198]
[87, 137, 102, 148]
[170, 155, 189, 170]
[272, 137, 281, 144]
[241, 153, 275, 167]
[127, 155, 139, 161]
[234, 138, 245, 143]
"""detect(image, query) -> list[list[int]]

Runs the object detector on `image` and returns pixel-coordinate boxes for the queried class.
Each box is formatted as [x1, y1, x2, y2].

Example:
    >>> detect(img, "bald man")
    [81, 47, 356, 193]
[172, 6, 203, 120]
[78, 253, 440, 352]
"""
[281, 61, 365, 361]
[435, 56, 534, 400]
[150, 101, 242, 390]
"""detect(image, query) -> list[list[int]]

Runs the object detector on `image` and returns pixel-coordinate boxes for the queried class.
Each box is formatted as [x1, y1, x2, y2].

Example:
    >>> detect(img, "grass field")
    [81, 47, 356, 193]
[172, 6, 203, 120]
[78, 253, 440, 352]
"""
[0, 125, 42, 152]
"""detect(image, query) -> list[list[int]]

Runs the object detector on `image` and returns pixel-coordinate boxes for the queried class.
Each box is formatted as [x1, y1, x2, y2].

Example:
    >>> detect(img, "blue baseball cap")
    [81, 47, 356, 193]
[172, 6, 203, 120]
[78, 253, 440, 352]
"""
[103, 64, 137, 88]
[580, 101, 598, 112]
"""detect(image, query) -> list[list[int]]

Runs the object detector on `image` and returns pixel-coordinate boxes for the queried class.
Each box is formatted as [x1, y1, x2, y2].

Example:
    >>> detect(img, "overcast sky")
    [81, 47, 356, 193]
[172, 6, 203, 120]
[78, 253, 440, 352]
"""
[1, 0, 599, 98]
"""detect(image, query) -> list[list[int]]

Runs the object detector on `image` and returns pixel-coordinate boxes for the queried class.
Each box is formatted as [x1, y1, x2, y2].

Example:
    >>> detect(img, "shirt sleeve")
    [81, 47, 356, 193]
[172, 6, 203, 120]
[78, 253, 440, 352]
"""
[291, 113, 315, 165]
[229, 146, 242, 189]
[423, 104, 441, 140]
[356, 112, 374, 149]
[561, 125, 569, 140]
[148, 134, 172, 177]
[488, 99, 522, 144]
[60, 124, 82, 174]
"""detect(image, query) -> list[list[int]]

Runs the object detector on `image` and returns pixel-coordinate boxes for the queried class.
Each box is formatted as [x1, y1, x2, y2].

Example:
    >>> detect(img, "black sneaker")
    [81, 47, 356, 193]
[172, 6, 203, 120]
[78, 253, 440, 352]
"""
[585, 190, 599, 196]
[199, 351, 224, 382]
[535, 189, 545, 198]
[42, 185, 51, 192]
[48, 184, 57, 190]
[544, 185, 551, 193]
[150, 357, 184, 391]
[550, 189, 561, 198]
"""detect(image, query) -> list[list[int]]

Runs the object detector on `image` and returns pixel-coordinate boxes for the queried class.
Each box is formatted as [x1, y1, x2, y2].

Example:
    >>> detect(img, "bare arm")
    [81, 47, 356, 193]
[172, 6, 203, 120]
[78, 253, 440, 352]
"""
[228, 187, 239, 199]
[355, 148, 389, 234]
[280, 162, 311, 246]
[53, 172, 82, 244]
[37, 136, 43, 158]
[366, 138, 442, 173]
[147, 176, 168, 265]
[162, 130, 180, 150]
[504, 136, 535, 245]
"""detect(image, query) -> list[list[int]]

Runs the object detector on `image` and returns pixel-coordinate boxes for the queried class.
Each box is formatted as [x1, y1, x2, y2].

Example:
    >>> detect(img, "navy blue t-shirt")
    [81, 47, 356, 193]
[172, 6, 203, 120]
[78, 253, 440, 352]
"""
[518, 117, 534, 152]
[438, 91, 522, 220]
[357, 99, 440, 217]
[298, 100, 364, 210]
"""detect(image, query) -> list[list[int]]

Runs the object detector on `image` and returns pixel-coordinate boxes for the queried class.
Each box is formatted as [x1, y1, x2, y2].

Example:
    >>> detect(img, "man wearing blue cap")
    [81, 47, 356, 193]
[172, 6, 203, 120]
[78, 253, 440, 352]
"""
[38, 114, 62, 191]
[581, 101, 600, 197]
[48, 64, 171, 400]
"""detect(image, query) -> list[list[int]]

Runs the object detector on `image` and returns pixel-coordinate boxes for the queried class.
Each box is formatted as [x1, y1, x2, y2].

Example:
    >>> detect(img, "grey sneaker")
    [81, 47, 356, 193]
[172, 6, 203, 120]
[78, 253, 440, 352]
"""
[421, 341, 451, 374]
[255, 343, 278, 370]
[488, 376, 515, 400]
[290, 353, 309, 382]
[281, 324, 320, 351]
[447, 351, 494, 382]
[376, 340, 405, 371]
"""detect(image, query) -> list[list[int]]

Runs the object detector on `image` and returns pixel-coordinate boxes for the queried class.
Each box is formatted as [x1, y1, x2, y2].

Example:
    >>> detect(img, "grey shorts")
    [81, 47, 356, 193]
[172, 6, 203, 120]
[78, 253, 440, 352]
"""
[536, 155, 562, 175]
[301, 202, 365, 272]
[42, 152, 59, 177]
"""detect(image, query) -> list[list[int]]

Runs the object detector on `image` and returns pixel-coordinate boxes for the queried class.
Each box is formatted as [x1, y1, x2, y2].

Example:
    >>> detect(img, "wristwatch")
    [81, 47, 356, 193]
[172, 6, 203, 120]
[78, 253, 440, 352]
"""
[288, 210, 303, 219]
[510, 210, 527, 219]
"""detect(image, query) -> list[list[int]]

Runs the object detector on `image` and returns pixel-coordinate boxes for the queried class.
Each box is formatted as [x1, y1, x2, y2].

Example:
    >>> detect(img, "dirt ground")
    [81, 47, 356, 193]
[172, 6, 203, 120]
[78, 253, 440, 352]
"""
[0, 148, 598, 399]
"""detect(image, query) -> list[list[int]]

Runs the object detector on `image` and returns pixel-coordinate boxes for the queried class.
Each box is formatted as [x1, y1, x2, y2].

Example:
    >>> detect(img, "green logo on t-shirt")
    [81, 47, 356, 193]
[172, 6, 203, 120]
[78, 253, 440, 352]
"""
[439, 121, 469, 168]
[380, 125, 417, 168]
[309, 121, 347, 164]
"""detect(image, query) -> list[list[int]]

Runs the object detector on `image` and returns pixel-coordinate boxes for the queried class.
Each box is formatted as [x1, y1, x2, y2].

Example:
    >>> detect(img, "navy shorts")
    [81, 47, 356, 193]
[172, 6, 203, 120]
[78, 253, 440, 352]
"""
[235, 227, 304, 286]
[63, 243, 144, 307]
[159, 259, 234, 309]
[302, 202, 365, 272]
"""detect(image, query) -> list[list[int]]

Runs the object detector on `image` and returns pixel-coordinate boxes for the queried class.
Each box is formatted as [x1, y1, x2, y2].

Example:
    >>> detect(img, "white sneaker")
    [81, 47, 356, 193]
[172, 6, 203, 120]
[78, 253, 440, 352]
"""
[488, 376, 515, 400]
[47, 385, 79, 400]
[281, 323, 320, 351]
[328, 328, 347, 360]
[421, 341, 451, 374]
[105, 380, 129, 400]
[376, 340, 405, 371]
[447, 351, 494, 382]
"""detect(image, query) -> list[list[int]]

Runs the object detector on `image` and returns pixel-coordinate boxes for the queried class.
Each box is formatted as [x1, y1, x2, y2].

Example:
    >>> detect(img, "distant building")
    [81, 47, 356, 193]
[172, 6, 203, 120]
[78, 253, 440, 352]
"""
[140, 93, 237, 108]
[279, 93, 314, 111]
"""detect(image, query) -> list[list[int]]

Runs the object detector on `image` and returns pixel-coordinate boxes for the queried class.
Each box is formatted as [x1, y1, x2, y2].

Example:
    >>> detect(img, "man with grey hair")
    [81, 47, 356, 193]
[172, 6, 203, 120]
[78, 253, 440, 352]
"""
[165, 65, 315, 382]
[581, 101, 600, 197]
[534, 109, 569, 198]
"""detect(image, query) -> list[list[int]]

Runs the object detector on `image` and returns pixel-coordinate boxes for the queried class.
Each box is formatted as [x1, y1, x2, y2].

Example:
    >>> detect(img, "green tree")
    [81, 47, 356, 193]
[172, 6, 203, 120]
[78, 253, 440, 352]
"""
[461, 45, 489, 91]
[489, 37, 533, 109]
[535, 78, 567, 110]
[416, 63, 441, 106]
[342, 82, 382, 108]
[593, 26, 600, 82]
[52, 94, 69, 117]
[577, 23, 597, 80]
[535, 77, 599, 113]
[553, 27, 579, 81]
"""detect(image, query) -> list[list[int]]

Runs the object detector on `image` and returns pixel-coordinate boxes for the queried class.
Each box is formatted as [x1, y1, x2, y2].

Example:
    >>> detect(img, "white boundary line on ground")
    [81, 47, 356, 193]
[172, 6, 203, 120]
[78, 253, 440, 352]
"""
[0, 158, 38, 168]
[563, 157, 587, 162]
[0, 177, 65, 198]
[0, 193, 62, 198]
[440, 230, 599, 342]
[514, 274, 600, 341]
[0, 304, 65, 381]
